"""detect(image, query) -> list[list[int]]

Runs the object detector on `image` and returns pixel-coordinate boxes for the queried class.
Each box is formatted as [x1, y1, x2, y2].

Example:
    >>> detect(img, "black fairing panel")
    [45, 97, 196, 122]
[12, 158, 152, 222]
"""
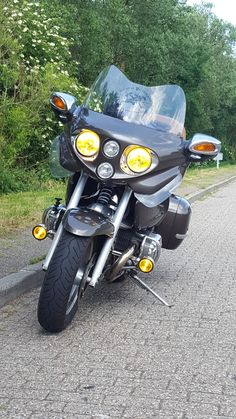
[58, 108, 188, 195]
[155, 195, 191, 250]
[63, 208, 114, 237]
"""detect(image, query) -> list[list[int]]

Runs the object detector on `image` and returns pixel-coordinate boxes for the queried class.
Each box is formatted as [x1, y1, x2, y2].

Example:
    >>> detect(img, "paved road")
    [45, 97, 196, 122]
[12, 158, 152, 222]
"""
[0, 228, 50, 279]
[0, 181, 236, 419]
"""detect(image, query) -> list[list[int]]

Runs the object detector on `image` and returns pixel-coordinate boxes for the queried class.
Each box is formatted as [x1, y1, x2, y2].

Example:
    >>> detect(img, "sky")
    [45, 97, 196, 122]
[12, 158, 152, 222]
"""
[186, 0, 236, 26]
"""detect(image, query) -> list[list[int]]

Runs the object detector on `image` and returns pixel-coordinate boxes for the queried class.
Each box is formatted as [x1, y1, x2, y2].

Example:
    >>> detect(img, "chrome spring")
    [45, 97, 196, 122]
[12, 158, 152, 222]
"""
[97, 187, 113, 205]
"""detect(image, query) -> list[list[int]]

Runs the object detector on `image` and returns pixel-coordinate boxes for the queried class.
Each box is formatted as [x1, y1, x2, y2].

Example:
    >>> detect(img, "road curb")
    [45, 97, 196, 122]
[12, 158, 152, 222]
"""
[1, 174, 236, 309]
[0, 262, 45, 309]
[186, 174, 236, 203]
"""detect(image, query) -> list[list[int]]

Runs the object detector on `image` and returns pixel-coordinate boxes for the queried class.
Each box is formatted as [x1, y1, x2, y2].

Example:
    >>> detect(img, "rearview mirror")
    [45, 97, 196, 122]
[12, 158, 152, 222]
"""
[187, 134, 221, 160]
[50, 92, 78, 123]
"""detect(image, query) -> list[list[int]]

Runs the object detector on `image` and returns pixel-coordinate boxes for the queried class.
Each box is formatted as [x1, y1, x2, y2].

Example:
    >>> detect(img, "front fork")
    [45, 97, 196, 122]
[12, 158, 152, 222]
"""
[42, 172, 88, 271]
[42, 172, 132, 289]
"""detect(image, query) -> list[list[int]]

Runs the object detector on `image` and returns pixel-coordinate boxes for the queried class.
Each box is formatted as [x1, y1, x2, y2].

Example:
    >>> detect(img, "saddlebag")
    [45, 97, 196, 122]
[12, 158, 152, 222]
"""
[155, 195, 191, 250]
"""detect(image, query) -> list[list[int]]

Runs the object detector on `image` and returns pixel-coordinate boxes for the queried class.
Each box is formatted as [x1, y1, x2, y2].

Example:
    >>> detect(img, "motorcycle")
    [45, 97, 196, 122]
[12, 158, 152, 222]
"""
[32, 65, 221, 333]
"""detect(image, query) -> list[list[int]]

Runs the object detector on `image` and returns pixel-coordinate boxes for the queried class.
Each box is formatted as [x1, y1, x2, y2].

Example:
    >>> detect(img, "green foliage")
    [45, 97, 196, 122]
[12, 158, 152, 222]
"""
[0, 0, 236, 196]
[0, 0, 86, 176]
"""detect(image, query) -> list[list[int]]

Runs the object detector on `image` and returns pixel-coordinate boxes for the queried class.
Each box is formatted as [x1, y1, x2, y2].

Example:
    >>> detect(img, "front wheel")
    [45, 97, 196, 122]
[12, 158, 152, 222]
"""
[38, 230, 93, 333]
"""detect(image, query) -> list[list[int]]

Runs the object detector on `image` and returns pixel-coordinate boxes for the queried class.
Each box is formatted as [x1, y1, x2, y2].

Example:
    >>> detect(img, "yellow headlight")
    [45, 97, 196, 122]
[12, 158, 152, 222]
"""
[126, 146, 152, 173]
[75, 129, 100, 157]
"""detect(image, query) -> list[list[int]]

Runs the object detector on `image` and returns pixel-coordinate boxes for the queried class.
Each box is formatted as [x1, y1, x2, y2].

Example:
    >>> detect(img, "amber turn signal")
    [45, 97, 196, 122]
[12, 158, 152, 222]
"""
[51, 95, 67, 111]
[192, 142, 216, 153]
[32, 224, 47, 241]
[138, 258, 154, 273]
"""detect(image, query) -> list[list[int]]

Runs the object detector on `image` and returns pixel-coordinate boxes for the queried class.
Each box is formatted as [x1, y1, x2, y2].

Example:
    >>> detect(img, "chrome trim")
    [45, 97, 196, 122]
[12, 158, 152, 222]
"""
[106, 245, 136, 283]
[138, 232, 162, 267]
[89, 187, 132, 287]
[42, 172, 88, 271]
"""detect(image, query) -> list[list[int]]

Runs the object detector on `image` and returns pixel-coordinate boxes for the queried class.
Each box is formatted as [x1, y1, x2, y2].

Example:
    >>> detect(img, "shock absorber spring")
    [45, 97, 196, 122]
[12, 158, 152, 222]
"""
[97, 187, 113, 205]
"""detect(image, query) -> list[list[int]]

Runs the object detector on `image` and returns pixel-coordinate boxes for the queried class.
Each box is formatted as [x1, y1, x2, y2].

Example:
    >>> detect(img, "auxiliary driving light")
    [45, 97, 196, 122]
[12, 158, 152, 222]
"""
[32, 224, 47, 241]
[97, 162, 114, 179]
[103, 140, 120, 158]
[75, 129, 100, 158]
[138, 258, 154, 273]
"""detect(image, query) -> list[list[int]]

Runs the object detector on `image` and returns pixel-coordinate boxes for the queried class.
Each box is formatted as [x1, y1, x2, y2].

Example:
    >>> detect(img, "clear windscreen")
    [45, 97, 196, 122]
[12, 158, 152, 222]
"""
[49, 136, 72, 178]
[83, 65, 186, 136]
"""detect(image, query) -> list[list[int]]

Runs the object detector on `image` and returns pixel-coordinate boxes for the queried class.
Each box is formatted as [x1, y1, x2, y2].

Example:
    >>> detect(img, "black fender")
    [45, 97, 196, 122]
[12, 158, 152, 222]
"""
[63, 208, 114, 237]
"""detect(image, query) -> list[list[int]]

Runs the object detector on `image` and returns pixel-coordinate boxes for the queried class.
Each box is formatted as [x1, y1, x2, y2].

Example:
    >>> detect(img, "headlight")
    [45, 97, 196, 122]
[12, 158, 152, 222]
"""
[75, 129, 100, 158]
[121, 145, 153, 174]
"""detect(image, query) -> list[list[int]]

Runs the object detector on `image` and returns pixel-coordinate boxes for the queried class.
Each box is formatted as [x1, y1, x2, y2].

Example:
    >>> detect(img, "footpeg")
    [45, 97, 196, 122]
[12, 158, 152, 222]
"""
[129, 274, 172, 307]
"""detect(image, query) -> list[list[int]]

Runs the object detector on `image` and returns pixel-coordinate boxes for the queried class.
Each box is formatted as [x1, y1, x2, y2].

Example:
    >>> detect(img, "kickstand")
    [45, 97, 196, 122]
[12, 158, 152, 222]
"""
[129, 274, 173, 308]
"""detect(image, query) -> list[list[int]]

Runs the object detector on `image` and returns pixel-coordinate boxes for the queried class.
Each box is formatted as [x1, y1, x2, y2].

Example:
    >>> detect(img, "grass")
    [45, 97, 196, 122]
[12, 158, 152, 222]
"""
[29, 254, 47, 264]
[177, 163, 236, 195]
[0, 180, 65, 237]
[1, 164, 236, 236]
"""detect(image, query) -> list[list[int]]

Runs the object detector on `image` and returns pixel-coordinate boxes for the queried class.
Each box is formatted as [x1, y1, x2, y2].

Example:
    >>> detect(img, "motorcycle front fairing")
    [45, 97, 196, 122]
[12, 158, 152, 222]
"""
[57, 65, 188, 207]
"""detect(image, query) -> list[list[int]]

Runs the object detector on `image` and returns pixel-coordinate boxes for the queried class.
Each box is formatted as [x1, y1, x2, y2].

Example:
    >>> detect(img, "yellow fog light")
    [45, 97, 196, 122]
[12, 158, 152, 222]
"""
[75, 129, 100, 158]
[138, 258, 154, 273]
[32, 224, 47, 241]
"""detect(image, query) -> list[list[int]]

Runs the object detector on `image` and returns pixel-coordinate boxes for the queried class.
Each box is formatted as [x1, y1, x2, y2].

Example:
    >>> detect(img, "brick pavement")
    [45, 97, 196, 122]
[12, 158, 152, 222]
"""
[0, 181, 236, 418]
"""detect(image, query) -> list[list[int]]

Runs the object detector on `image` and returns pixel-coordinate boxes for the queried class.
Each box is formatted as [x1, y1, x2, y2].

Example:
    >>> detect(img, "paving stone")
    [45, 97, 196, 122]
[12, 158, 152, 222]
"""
[0, 181, 236, 418]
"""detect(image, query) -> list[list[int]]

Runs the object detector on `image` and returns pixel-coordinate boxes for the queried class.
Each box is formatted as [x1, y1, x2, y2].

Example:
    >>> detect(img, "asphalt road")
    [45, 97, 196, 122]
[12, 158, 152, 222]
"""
[0, 181, 236, 419]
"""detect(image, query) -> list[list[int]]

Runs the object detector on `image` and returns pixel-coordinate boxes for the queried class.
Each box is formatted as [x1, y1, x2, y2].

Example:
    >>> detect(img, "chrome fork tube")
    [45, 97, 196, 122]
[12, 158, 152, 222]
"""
[42, 172, 88, 271]
[89, 186, 132, 287]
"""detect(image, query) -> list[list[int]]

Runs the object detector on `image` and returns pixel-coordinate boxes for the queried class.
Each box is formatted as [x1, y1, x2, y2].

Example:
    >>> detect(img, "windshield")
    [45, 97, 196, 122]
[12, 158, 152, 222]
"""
[83, 65, 186, 136]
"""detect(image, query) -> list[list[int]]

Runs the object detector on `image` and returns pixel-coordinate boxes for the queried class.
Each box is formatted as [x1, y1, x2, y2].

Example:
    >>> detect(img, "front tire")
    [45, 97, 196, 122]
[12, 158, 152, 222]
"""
[38, 230, 93, 333]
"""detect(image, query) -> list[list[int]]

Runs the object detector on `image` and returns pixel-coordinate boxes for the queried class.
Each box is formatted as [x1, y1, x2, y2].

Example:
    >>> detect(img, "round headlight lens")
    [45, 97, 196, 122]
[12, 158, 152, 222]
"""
[126, 146, 152, 173]
[103, 140, 120, 158]
[75, 129, 100, 157]
[97, 162, 114, 179]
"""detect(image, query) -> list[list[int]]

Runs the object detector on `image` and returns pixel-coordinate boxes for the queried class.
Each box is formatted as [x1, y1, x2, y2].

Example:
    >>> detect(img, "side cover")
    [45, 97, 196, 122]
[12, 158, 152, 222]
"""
[63, 208, 114, 237]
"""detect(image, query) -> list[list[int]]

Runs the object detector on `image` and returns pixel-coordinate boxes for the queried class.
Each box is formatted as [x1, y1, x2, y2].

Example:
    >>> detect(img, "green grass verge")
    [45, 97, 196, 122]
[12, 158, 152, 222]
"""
[0, 181, 65, 237]
[177, 163, 236, 196]
[1, 164, 236, 236]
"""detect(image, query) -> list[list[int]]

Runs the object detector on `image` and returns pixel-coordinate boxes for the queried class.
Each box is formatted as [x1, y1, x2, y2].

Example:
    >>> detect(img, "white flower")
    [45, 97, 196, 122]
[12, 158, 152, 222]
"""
[22, 27, 28, 32]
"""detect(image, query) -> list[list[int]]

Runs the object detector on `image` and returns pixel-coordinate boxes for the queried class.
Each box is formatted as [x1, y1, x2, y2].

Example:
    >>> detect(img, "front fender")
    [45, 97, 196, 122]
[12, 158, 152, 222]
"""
[63, 208, 114, 237]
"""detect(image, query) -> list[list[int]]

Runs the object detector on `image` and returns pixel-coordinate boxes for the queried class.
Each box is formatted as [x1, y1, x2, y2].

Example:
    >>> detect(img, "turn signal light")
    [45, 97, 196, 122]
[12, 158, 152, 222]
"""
[51, 95, 67, 111]
[32, 224, 47, 241]
[192, 142, 216, 153]
[138, 258, 154, 273]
